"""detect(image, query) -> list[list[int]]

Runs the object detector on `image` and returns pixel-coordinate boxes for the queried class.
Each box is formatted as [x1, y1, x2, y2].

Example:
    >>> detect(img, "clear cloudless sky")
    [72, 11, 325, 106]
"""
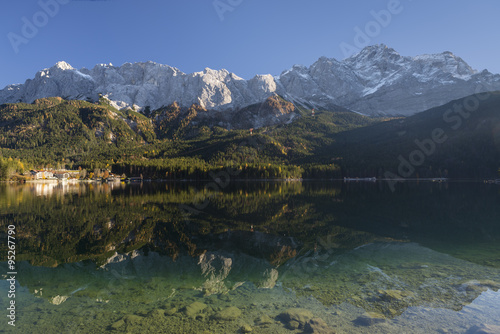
[1, 0, 500, 88]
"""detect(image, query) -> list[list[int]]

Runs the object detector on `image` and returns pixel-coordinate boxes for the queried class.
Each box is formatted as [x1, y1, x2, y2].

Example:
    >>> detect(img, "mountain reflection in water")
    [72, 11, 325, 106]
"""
[0, 181, 499, 333]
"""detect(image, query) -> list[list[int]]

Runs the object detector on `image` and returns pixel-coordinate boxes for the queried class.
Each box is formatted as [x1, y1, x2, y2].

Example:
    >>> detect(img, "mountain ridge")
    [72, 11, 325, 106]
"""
[2, 44, 500, 119]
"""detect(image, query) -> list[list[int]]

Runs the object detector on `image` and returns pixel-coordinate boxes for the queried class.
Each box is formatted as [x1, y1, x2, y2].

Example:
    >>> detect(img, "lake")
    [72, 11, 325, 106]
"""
[1, 180, 499, 333]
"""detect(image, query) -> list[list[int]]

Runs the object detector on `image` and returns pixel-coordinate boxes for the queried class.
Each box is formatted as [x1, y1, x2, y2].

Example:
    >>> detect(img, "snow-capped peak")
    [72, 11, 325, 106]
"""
[96, 63, 114, 68]
[53, 61, 74, 71]
[346, 44, 405, 66]
[277, 45, 500, 115]
[1, 45, 499, 118]
[352, 43, 389, 55]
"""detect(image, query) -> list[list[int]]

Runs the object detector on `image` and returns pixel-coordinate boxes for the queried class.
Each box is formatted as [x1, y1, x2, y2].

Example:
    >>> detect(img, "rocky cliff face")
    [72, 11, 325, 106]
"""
[2, 45, 500, 117]
[279, 45, 500, 115]
[0, 61, 278, 113]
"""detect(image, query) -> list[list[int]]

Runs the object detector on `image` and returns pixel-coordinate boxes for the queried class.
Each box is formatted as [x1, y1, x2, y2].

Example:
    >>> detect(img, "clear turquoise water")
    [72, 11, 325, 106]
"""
[0, 181, 499, 333]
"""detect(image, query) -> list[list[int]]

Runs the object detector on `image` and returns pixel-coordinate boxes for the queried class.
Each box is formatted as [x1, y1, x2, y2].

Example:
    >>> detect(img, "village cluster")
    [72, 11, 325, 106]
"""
[27, 169, 121, 182]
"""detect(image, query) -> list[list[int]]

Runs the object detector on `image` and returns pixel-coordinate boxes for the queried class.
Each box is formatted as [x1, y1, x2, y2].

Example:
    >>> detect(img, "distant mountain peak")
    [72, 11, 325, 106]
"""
[95, 63, 114, 68]
[354, 43, 391, 54]
[347, 44, 403, 63]
[52, 61, 74, 71]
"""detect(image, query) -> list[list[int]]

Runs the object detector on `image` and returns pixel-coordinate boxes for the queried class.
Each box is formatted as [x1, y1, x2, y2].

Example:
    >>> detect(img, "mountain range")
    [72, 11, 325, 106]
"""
[2, 44, 500, 124]
[1, 44, 499, 180]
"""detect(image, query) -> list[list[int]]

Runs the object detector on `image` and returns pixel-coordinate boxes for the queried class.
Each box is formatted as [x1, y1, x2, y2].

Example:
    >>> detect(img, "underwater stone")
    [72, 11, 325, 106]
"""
[255, 315, 274, 325]
[354, 312, 386, 326]
[241, 324, 253, 333]
[149, 309, 166, 318]
[304, 317, 335, 334]
[123, 314, 144, 325]
[479, 280, 500, 290]
[378, 289, 414, 301]
[278, 308, 314, 329]
[183, 302, 207, 318]
[214, 306, 242, 321]
[110, 319, 125, 330]
[466, 324, 500, 334]
[166, 308, 178, 316]
[388, 308, 399, 317]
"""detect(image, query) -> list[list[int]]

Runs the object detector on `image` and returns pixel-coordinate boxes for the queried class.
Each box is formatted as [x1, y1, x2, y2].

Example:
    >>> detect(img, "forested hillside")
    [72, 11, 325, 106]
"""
[0, 93, 499, 180]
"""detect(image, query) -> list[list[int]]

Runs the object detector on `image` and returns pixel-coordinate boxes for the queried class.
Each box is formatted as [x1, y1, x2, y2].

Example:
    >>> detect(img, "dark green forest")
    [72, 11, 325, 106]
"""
[0, 92, 499, 180]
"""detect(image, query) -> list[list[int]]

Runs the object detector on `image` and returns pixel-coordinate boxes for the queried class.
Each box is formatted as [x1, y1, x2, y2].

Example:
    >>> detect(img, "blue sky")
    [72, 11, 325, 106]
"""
[1, 0, 499, 88]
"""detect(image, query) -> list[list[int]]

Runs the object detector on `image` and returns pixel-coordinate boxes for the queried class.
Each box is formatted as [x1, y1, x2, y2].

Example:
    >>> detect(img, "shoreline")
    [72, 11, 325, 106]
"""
[1, 177, 498, 184]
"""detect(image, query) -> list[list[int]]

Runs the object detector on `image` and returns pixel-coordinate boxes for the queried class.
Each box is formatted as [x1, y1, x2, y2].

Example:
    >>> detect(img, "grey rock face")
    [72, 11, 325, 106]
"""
[0, 61, 278, 113]
[278, 45, 500, 115]
[2, 45, 500, 117]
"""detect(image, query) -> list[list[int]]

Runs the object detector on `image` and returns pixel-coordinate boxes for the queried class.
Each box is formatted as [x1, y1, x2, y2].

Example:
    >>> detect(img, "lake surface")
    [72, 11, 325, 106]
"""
[0, 181, 499, 333]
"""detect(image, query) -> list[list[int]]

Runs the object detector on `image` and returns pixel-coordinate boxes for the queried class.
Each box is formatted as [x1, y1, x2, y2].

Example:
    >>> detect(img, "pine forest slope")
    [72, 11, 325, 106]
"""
[0, 92, 499, 180]
[331, 91, 500, 179]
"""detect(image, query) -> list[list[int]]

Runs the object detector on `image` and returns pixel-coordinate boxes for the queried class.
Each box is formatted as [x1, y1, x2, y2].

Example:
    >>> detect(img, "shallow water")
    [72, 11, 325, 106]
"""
[0, 181, 499, 333]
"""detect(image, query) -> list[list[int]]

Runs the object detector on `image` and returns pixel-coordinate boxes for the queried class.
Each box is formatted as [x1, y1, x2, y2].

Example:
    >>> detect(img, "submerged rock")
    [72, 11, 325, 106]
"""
[278, 308, 314, 329]
[240, 324, 253, 333]
[149, 309, 166, 318]
[479, 280, 500, 290]
[255, 314, 274, 326]
[354, 312, 386, 326]
[183, 302, 207, 318]
[110, 319, 125, 330]
[166, 307, 178, 316]
[378, 289, 414, 301]
[214, 306, 242, 321]
[304, 318, 335, 334]
[466, 324, 500, 334]
[50, 295, 69, 305]
[123, 314, 144, 325]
